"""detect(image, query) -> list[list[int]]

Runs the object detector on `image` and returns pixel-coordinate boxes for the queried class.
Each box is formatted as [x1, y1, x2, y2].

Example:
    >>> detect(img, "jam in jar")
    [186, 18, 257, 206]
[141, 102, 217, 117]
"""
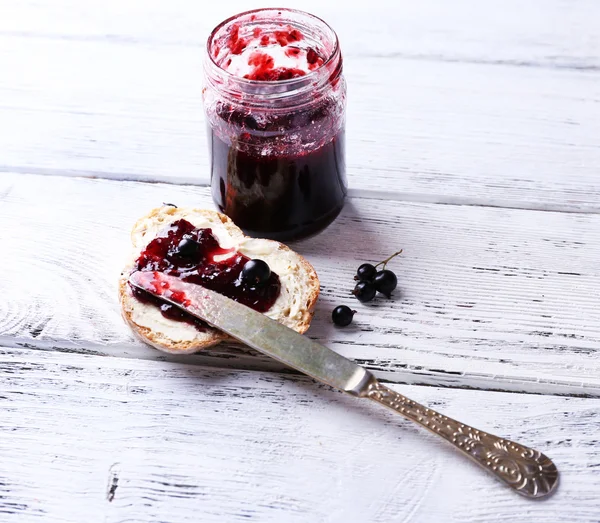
[203, 8, 347, 241]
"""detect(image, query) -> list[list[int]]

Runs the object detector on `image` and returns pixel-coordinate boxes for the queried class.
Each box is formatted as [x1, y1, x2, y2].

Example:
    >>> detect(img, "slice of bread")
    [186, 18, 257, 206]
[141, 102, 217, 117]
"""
[119, 207, 320, 353]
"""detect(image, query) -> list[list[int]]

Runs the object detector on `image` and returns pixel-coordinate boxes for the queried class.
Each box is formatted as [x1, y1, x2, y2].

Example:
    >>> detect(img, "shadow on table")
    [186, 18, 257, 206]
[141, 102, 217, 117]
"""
[293, 199, 388, 262]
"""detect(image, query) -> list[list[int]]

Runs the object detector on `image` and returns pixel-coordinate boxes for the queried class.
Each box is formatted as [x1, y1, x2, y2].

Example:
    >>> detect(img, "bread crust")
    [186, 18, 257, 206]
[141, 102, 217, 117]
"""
[120, 207, 319, 353]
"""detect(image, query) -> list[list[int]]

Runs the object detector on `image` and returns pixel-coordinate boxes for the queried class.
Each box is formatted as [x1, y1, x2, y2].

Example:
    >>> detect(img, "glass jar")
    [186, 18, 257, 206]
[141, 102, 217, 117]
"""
[203, 8, 347, 241]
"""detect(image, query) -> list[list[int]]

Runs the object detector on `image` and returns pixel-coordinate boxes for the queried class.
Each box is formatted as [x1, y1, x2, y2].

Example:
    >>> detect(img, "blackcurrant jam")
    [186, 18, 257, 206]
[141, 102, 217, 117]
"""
[130, 219, 280, 330]
[204, 8, 347, 241]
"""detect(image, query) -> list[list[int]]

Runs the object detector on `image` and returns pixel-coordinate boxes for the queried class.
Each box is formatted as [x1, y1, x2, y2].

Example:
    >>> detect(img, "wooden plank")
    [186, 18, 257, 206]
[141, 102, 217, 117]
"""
[3, 0, 599, 67]
[2, 173, 600, 394]
[1, 2, 600, 210]
[1, 347, 599, 522]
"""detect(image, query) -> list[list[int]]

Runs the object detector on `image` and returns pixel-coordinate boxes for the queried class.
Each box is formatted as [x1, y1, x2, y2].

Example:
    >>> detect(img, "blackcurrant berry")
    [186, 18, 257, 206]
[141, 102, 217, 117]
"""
[374, 270, 397, 297]
[353, 281, 376, 302]
[242, 259, 271, 286]
[175, 237, 200, 258]
[332, 305, 356, 326]
[355, 263, 377, 282]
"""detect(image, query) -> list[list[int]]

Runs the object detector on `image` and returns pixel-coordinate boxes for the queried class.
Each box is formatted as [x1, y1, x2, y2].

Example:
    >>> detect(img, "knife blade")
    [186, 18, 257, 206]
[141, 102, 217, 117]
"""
[129, 270, 372, 395]
[128, 270, 559, 499]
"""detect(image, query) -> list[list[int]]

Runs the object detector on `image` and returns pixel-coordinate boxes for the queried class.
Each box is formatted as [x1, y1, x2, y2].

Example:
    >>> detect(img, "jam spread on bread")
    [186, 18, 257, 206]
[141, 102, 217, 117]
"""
[130, 219, 281, 330]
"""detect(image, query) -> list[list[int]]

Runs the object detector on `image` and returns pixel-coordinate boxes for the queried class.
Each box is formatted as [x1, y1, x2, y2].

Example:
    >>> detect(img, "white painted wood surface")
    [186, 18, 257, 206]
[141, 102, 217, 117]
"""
[1, 0, 600, 520]
[2, 348, 600, 522]
[2, 173, 600, 395]
[1, 0, 600, 210]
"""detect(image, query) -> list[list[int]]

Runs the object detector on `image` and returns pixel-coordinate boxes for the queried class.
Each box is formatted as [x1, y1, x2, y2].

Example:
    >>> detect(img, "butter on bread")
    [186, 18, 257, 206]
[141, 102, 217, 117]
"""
[119, 207, 320, 353]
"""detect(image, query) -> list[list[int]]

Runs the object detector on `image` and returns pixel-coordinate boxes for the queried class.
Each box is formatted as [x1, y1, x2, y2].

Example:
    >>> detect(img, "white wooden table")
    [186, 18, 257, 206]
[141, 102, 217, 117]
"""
[2, 1, 600, 521]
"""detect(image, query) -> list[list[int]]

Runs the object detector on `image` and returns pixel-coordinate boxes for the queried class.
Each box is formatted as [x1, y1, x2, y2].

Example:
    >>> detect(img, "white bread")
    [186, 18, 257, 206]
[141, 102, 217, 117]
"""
[119, 207, 320, 353]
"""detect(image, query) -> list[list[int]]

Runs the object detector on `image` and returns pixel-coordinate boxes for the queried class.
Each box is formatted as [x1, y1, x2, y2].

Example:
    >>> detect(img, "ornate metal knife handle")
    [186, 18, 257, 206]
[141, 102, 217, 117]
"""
[362, 378, 559, 498]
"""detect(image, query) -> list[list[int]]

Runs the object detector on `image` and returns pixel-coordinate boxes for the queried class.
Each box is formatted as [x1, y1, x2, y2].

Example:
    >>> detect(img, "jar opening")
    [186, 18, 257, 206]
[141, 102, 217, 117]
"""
[205, 8, 341, 104]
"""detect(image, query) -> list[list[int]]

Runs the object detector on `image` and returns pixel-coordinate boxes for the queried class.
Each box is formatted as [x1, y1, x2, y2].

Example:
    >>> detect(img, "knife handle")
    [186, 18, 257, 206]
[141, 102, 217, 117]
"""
[362, 378, 559, 499]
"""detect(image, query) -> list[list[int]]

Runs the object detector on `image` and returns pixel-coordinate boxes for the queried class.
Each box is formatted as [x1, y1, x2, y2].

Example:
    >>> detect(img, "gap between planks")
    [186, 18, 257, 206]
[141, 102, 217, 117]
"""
[2, 166, 600, 215]
[3, 29, 600, 73]
[3, 339, 599, 400]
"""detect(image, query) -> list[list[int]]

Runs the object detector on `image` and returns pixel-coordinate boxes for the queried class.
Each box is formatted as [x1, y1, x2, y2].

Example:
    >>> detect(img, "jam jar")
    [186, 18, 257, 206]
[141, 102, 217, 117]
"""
[203, 8, 347, 241]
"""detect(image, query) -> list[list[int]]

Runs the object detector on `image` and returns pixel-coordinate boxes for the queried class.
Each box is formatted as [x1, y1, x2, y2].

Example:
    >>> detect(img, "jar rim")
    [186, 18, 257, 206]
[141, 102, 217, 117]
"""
[205, 7, 341, 91]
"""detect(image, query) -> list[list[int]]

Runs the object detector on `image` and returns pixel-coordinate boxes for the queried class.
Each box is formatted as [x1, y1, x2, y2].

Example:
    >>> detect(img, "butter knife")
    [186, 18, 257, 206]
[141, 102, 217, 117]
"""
[129, 270, 559, 499]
